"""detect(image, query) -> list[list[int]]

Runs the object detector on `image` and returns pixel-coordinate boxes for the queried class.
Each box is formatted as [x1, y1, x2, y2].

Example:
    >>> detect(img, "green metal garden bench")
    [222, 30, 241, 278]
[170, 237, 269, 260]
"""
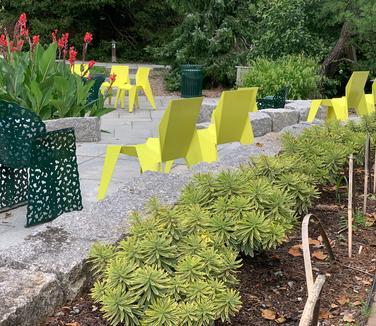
[0, 101, 82, 227]
[256, 87, 289, 110]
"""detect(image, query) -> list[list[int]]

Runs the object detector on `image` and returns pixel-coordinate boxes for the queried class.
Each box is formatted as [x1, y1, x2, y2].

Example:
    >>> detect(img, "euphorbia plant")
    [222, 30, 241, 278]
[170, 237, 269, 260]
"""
[0, 13, 113, 119]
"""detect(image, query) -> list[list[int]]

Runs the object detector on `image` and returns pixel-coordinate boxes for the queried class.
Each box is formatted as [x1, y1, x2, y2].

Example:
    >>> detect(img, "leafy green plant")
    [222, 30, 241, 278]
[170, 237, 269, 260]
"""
[242, 55, 321, 99]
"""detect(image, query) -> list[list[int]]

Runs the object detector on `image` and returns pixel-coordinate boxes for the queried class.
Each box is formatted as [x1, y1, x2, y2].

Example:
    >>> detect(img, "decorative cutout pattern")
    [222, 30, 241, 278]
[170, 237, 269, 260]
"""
[0, 101, 82, 227]
[27, 129, 82, 226]
[0, 166, 28, 211]
[0, 101, 46, 168]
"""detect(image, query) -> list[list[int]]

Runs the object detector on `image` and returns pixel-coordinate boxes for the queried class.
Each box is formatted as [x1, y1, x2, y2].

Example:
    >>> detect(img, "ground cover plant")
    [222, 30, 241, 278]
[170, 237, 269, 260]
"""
[80, 116, 376, 325]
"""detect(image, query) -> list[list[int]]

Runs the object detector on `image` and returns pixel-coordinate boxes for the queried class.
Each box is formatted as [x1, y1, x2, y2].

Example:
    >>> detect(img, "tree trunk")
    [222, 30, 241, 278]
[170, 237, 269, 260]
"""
[320, 21, 352, 76]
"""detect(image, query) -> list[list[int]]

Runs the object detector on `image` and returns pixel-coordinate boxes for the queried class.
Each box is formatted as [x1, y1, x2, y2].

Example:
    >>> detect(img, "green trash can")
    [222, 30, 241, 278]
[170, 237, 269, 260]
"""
[181, 64, 203, 98]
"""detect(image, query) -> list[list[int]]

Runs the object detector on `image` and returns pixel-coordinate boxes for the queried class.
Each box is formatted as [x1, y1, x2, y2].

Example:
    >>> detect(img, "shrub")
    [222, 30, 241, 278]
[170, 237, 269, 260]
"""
[88, 199, 243, 326]
[242, 54, 321, 99]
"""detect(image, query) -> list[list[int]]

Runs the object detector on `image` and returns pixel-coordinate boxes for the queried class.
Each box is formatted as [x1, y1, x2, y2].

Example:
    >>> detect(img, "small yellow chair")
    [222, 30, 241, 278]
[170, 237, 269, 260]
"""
[115, 67, 156, 112]
[71, 64, 89, 77]
[100, 66, 131, 104]
[184, 88, 258, 166]
[97, 97, 203, 200]
[307, 71, 373, 122]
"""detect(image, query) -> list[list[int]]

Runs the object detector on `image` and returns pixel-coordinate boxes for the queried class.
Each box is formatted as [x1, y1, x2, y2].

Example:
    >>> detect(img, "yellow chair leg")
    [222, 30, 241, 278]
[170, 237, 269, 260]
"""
[119, 89, 126, 109]
[128, 87, 137, 113]
[97, 145, 122, 201]
[307, 100, 322, 123]
[143, 84, 156, 109]
[164, 160, 174, 173]
[114, 89, 122, 109]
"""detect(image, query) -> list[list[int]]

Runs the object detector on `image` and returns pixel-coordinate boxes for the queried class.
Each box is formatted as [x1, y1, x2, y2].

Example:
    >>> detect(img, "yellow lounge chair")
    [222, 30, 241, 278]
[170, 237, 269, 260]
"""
[115, 67, 156, 112]
[307, 71, 373, 122]
[184, 88, 258, 166]
[100, 65, 131, 104]
[97, 97, 203, 200]
[71, 63, 89, 77]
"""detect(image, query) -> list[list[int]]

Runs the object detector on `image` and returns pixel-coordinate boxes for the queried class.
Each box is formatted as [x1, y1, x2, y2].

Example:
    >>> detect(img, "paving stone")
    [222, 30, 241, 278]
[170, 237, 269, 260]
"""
[250, 111, 272, 137]
[0, 267, 64, 326]
[261, 108, 300, 132]
[45, 117, 101, 142]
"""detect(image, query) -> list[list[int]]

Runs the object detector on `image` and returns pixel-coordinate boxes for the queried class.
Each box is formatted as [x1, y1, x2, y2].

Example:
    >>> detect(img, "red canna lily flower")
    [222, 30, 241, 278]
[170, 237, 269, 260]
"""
[84, 32, 93, 44]
[16, 40, 24, 51]
[88, 60, 96, 69]
[52, 29, 57, 42]
[69, 46, 77, 67]
[32, 35, 39, 49]
[22, 28, 29, 37]
[57, 38, 65, 49]
[109, 73, 117, 83]
[18, 13, 27, 28]
[0, 34, 7, 48]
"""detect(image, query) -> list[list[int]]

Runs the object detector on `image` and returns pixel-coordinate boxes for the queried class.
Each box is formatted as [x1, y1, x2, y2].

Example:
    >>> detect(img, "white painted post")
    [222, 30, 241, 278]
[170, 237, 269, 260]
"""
[348, 154, 353, 258]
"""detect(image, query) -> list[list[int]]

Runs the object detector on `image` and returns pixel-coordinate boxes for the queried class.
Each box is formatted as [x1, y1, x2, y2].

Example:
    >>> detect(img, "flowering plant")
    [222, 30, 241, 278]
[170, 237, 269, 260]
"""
[0, 13, 113, 119]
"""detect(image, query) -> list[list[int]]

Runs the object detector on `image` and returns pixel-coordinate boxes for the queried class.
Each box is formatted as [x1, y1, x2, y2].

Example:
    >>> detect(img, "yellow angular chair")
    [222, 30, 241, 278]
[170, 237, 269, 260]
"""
[115, 67, 156, 112]
[100, 66, 130, 105]
[71, 63, 89, 77]
[307, 71, 373, 122]
[97, 97, 203, 200]
[184, 88, 258, 166]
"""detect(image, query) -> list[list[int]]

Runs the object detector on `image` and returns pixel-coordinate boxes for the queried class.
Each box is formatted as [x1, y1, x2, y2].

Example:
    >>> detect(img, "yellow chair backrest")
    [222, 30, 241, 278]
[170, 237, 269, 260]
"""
[238, 87, 259, 112]
[159, 97, 203, 162]
[110, 65, 130, 85]
[345, 71, 369, 108]
[135, 67, 151, 86]
[372, 79, 376, 102]
[212, 89, 257, 144]
[71, 64, 88, 77]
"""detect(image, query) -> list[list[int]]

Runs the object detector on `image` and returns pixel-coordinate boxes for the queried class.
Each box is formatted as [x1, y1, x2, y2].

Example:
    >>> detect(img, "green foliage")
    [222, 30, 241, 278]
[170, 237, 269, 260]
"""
[152, 0, 255, 88]
[242, 55, 321, 99]
[250, 0, 327, 59]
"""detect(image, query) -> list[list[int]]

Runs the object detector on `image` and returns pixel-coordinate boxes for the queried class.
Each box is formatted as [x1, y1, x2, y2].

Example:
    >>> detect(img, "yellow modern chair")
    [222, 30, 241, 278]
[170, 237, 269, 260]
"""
[307, 71, 373, 122]
[71, 63, 89, 77]
[97, 97, 203, 200]
[184, 88, 258, 166]
[115, 67, 156, 112]
[100, 66, 131, 104]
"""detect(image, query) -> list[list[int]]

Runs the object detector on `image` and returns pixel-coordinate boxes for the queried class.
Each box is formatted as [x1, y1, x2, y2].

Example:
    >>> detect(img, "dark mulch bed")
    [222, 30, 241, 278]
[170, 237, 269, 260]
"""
[44, 170, 376, 326]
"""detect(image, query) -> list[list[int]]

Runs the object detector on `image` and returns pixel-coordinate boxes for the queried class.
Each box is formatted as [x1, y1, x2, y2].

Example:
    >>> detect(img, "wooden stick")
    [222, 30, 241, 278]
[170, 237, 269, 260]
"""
[299, 275, 326, 326]
[348, 154, 354, 258]
[363, 135, 370, 215]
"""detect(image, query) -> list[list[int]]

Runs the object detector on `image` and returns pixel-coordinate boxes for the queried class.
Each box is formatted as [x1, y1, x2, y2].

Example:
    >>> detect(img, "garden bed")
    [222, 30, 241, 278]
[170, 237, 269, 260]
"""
[44, 168, 376, 326]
